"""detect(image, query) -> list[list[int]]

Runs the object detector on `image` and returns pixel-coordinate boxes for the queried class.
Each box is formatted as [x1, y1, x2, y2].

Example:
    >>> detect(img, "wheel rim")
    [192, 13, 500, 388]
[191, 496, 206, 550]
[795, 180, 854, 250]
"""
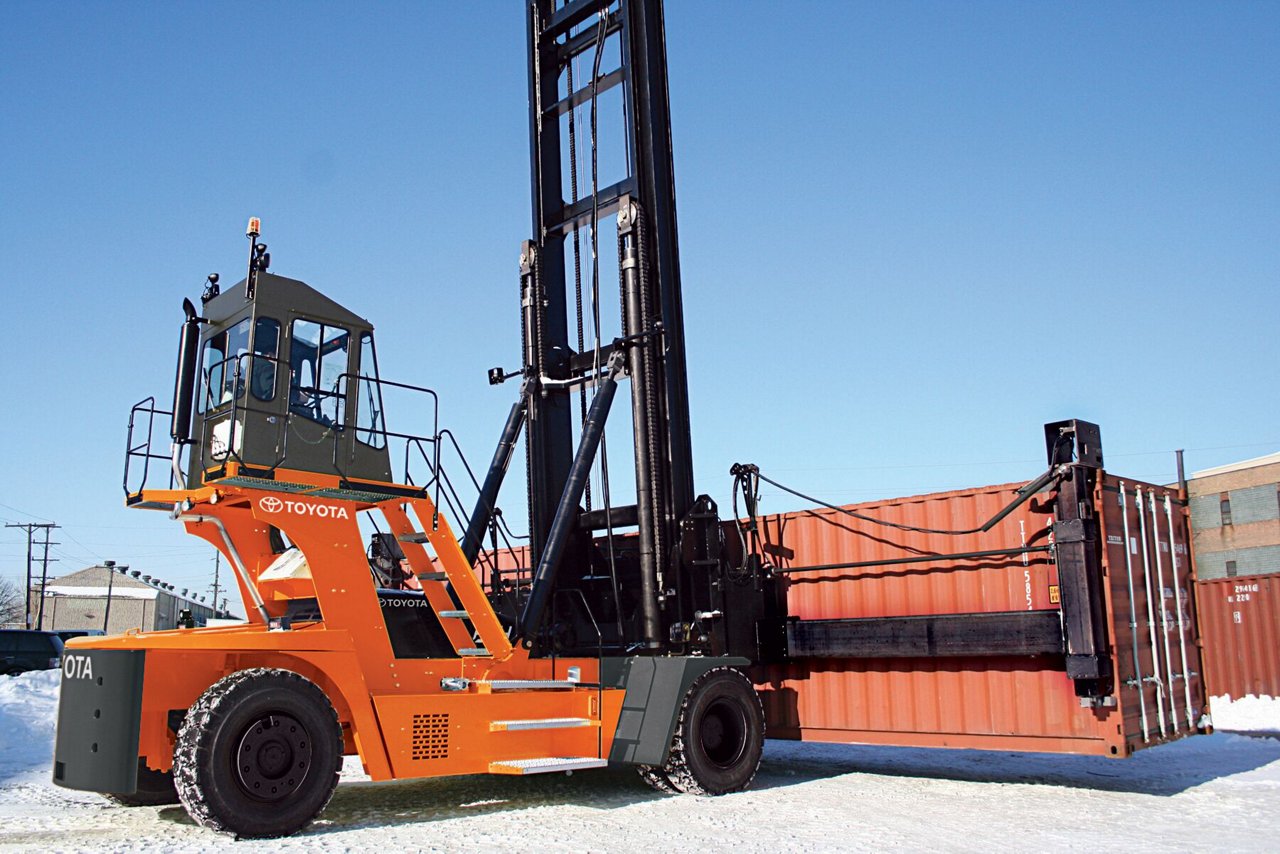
[234, 713, 313, 802]
[700, 698, 749, 769]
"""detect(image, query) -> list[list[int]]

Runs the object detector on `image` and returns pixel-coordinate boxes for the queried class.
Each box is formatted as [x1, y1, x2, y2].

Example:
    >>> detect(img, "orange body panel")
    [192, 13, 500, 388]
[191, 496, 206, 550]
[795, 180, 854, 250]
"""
[100, 469, 622, 782]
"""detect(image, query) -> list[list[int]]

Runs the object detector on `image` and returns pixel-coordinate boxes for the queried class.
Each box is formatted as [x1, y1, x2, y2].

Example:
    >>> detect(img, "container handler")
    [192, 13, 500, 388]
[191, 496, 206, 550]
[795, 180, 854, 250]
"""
[53, 0, 1209, 838]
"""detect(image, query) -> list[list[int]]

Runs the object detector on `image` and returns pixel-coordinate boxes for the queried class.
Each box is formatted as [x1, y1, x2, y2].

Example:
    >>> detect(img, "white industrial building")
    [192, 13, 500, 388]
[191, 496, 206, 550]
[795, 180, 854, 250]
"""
[30, 564, 220, 634]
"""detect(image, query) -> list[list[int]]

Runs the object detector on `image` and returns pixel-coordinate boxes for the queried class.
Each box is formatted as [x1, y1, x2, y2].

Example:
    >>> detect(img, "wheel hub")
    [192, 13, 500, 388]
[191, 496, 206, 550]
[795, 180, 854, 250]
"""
[235, 714, 312, 801]
[701, 699, 748, 769]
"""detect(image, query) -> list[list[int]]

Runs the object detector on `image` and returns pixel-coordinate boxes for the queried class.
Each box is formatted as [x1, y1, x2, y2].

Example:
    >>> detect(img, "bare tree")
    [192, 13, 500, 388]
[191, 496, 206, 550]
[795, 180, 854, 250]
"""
[0, 577, 24, 627]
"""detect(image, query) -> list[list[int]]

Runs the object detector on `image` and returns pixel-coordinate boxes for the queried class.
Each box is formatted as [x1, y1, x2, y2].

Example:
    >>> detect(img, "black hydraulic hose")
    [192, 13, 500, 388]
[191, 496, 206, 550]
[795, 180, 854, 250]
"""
[771, 545, 1053, 575]
[519, 353, 625, 644]
[743, 464, 1066, 537]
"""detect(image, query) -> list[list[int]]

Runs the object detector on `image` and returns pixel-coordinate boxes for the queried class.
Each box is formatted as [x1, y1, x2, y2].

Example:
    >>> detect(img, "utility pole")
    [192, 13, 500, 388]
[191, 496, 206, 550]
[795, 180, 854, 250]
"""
[210, 553, 221, 618]
[6, 522, 55, 629]
[35, 525, 59, 629]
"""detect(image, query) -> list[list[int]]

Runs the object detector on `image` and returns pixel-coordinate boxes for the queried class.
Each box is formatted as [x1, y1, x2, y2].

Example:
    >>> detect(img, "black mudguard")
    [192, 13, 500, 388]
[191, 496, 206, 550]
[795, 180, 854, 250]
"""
[604, 655, 750, 765]
[52, 649, 146, 794]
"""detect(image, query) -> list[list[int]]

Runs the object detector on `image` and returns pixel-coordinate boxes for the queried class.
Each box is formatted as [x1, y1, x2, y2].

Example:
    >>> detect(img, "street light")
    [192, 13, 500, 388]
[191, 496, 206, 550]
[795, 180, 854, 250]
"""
[102, 561, 128, 633]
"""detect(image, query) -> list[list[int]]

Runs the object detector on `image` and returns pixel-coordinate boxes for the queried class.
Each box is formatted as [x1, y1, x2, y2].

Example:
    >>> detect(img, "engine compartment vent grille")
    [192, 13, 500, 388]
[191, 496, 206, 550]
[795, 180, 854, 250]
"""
[411, 713, 449, 760]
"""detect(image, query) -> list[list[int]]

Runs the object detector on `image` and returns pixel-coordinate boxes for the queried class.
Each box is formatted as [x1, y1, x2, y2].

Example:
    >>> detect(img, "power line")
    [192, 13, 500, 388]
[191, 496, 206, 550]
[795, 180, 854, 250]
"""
[0, 502, 54, 523]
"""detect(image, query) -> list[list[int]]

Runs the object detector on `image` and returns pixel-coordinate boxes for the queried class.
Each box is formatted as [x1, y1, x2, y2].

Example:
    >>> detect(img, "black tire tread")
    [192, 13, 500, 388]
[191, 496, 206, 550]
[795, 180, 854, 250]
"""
[173, 668, 342, 838]
[636, 763, 680, 794]
[659, 666, 764, 796]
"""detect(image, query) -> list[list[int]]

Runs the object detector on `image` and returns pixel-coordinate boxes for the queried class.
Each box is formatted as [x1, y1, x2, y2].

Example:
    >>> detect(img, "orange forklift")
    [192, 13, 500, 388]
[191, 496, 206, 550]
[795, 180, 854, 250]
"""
[54, 1, 772, 837]
[54, 0, 1201, 838]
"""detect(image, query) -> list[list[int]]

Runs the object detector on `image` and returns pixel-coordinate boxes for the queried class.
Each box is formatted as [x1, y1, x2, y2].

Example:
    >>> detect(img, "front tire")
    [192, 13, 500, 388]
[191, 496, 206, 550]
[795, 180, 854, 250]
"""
[658, 667, 764, 795]
[174, 669, 342, 838]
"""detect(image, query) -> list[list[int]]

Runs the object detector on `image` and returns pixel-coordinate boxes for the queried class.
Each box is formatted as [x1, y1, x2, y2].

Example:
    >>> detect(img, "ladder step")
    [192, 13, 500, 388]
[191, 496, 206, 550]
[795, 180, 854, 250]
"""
[490, 717, 599, 732]
[438, 610, 470, 619]
[397, 532, 430, 544]
[458, 647, 489, 657]
[417, 571, 448, 582]
[482, 679, 579, 691]
[489, 757, 608, 776]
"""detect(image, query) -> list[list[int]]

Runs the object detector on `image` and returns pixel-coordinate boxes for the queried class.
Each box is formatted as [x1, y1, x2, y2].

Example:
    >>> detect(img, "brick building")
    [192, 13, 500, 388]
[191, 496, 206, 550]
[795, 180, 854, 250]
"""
[1187, 452, 1280, 580]
[30, 564, 219, 634]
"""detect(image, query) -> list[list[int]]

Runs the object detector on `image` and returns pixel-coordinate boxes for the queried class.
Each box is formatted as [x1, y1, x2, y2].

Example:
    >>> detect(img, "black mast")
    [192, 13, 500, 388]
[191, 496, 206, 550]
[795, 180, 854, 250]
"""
[517, 0, 693, 649]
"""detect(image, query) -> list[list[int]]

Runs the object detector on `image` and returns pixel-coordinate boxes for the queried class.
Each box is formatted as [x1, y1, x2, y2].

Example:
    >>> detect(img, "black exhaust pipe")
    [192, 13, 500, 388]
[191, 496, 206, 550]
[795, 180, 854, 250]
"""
[170, 298, 201, 444]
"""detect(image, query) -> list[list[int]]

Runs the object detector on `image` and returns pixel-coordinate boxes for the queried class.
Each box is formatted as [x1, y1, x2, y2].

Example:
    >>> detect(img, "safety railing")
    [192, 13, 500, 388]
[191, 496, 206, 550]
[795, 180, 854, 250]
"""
[336, 372, 438, 492]
[405, 427, 531, 596]
[123, 397, 177, 495]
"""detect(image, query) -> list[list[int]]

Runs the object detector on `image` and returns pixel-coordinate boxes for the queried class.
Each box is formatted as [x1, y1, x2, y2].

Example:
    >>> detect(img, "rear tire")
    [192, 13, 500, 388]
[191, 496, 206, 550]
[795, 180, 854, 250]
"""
[174, 668, 342, 838]
[659, 667, 764, 795]
[105, 760, 180, 806]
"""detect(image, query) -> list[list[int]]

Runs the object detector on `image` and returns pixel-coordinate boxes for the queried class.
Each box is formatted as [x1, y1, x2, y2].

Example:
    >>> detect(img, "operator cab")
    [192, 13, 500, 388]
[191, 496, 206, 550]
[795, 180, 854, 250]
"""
[173, 231, 392, 490]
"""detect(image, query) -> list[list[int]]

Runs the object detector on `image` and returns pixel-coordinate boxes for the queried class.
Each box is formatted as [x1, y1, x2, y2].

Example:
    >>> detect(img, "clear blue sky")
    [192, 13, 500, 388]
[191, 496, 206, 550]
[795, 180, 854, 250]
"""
[1, 2, 1276, 603]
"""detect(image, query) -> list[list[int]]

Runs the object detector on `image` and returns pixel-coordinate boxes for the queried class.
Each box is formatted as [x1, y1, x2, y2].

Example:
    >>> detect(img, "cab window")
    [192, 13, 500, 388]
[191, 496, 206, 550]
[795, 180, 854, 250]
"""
[250, 318, 281, 402]
[355, 332, 387, 449]
[289, 319, 350, 427]
[199, 318, 250, 413]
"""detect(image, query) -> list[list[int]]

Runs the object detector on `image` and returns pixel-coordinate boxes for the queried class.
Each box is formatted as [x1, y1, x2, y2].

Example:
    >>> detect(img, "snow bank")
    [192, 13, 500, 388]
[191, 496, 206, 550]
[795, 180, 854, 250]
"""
[1212, 694, 1280, 732]
[0, 670, 60, 783]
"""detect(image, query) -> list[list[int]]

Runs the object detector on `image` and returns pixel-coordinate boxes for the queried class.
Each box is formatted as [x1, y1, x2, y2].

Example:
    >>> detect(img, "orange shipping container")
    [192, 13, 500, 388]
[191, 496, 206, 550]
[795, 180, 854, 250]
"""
[1197, 574, 1280, 699]
[755, 472, 1209, 757]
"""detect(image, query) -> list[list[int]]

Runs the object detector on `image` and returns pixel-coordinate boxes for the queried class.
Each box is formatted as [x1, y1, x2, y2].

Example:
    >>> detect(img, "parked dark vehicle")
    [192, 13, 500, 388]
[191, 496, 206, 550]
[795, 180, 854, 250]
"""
[0, 630, 64, 676]
[55, 630, 105, 644]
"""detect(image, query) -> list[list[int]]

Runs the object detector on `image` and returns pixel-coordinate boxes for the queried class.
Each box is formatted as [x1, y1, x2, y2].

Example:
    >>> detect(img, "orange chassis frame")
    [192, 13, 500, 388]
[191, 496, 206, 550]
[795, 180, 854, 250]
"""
[88, 463, 624, 781]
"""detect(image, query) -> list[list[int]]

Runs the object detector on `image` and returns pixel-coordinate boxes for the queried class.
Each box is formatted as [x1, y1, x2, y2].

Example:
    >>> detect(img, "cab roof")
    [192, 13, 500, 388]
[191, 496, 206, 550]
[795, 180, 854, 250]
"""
[203, 272, 373, 332]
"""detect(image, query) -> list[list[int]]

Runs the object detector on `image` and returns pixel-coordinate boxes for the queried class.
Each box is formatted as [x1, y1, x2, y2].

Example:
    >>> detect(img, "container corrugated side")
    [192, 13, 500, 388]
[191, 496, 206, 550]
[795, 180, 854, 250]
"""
[1197, 574, 1280, 699]
[756, 474, 1209, 756]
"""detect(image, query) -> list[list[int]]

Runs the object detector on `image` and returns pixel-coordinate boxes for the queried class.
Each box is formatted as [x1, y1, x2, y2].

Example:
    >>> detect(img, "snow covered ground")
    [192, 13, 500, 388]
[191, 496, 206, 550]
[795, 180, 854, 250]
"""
[2, 670, 1278, 852]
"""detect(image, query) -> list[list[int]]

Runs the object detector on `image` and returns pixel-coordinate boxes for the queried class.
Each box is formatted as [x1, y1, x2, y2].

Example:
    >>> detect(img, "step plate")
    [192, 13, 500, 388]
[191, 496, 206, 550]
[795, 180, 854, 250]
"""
[458, 648, 489, 657]
[483, 679, 579, 691]
[397, 532, 430, 544]
[490, 717, 599, 732]
[489, 757, 608, 775]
